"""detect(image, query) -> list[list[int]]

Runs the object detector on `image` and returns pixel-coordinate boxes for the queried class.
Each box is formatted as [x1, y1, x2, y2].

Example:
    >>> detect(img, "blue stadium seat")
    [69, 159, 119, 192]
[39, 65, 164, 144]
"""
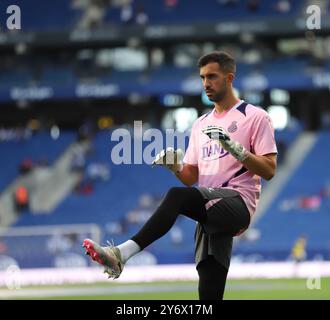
[0, 131, 75, 192]
[235, 131, 330, 261]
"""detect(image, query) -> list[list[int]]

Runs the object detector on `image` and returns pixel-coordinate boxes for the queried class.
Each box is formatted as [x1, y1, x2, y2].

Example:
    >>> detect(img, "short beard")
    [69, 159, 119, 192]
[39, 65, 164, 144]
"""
[209, 89, 227, 102]
[208, 80, 228, 102]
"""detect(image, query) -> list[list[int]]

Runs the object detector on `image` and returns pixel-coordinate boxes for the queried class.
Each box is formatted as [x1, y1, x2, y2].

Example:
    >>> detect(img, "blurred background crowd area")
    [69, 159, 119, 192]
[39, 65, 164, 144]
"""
[0, 0, 330, 270]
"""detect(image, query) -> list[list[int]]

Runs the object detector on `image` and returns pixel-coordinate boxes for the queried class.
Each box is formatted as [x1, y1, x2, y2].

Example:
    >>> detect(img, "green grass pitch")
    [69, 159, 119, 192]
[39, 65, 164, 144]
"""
[2, 278, 329, 300]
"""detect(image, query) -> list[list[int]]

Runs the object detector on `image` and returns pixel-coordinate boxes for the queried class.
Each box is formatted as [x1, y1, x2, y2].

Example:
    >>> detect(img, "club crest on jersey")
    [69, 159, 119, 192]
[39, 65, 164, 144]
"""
[201, 140, 229, 161]
[228, 121, 238, 133]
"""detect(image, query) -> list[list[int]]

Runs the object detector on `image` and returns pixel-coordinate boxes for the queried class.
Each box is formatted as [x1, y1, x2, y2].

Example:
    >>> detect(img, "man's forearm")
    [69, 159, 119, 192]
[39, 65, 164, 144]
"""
[242, 153, 276, 181]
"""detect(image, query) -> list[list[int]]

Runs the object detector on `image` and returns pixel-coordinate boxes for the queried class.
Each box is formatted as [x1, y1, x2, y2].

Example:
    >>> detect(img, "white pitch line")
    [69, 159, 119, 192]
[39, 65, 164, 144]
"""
[0, 283, 197, 299]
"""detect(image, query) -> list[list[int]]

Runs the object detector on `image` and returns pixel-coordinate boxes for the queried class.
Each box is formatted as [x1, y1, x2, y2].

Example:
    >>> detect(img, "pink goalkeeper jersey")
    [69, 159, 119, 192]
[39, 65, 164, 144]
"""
[183, 100, 277, 216]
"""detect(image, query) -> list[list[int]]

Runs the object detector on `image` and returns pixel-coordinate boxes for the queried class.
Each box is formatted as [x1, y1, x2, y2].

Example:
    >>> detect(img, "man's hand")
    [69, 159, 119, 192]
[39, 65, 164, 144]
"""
[152, 147, 184, 174]
[202, 125, 231, 142]
[202, 125, 249, 162]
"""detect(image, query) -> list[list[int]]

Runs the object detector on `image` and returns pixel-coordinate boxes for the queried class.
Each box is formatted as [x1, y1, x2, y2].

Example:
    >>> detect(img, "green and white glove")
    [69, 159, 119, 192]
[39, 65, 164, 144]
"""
[152, 147, 184, 174]
[202, 125, 249, 162]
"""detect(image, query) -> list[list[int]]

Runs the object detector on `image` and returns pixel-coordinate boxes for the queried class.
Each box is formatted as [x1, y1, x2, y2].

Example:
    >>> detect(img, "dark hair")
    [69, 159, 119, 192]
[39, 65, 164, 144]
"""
[197, 51, 236, 74]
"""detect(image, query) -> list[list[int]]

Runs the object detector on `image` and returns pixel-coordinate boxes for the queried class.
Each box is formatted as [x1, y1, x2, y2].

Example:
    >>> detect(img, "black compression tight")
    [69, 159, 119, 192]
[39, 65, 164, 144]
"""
[131, 187, 207, 250]
[197, 255, 228, 300]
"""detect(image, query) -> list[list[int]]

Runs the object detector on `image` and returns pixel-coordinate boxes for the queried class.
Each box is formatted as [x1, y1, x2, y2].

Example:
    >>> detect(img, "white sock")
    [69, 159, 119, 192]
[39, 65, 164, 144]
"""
[117, 240, 141, 263]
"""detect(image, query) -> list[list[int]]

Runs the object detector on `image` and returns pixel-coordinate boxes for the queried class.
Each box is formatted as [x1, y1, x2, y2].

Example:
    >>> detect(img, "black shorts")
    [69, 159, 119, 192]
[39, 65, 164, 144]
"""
[194, 187, 250, 270]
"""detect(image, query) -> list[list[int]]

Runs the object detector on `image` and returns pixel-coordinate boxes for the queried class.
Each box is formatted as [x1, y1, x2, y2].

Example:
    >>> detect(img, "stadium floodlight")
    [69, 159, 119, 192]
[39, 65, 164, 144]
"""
[50, 125, 60, 140]
[243, 91, 263, 105]
[270, 89, 290, 105]
[174, 108, 198, 132]
[162, 94, 184, 107]
[161, 107, 198, 132]
[267, 105, 290, 130]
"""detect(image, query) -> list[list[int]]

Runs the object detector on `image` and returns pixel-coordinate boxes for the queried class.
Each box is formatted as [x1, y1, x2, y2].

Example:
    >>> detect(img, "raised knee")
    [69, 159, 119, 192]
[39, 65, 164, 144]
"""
[166, 187, 187, 200]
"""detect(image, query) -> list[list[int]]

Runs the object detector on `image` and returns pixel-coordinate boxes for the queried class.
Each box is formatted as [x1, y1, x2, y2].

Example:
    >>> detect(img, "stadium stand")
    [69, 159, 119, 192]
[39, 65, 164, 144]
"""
[0, 0, 303, 31]
[235, 131, 330, 261]
[1, 123, 312, 267]
[0, 0, 329, 272]
[0, 130, 75, 192]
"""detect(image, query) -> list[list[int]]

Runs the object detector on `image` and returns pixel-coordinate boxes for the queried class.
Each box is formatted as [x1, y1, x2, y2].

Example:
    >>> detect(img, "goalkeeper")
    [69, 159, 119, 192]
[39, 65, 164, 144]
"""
[83, 51, 277, 300]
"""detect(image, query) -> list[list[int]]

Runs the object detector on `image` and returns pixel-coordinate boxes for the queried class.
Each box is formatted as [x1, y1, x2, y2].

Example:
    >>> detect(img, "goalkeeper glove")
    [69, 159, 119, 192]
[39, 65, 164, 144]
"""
[202, 125, 249, 162]
[152, 147, 184, 174]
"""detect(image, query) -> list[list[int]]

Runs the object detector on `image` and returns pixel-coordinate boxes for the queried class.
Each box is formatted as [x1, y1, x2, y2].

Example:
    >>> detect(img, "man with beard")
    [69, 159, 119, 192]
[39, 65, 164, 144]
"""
[83, 51, 278, 300]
